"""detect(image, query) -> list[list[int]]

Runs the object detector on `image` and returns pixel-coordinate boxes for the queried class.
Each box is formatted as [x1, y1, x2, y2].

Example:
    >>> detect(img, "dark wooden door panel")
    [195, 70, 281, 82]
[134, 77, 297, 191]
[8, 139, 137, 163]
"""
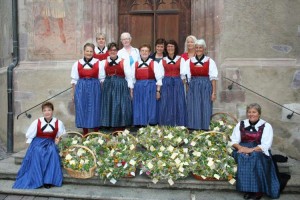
[157, 14, 179, 43]
[130, 15, 153, 48]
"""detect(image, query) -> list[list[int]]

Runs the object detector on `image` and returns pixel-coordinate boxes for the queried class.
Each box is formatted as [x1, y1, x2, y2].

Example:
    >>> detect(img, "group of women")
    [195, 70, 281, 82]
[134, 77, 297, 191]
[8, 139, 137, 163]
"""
[71, 32, 218, 135]
[13, 32, 282, 200]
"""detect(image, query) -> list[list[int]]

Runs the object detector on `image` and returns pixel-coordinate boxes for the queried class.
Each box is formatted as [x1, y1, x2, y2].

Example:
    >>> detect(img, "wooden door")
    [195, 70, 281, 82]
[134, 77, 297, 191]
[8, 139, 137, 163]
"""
[118, 0, 191, 54]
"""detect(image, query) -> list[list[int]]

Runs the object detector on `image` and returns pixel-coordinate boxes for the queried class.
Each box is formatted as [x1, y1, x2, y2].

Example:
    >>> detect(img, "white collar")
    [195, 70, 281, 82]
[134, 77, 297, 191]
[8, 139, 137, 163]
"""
[243, 119, 266, 128]
[163, 55, 181, 63]
[95, 46, 108, 54]
[107, 56, 122, 64]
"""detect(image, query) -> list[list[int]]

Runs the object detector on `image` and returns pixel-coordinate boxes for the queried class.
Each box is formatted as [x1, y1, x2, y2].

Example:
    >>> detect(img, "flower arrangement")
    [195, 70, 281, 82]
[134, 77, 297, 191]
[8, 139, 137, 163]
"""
[57, 131, 83, 157]
[93, 130, 139, 184]
[210, 113, 237, 138]
[139, 145, 191, 185]
[62, 145, 96, 178]
[137, 126, 190, 149]
[189, 131, 237, 184]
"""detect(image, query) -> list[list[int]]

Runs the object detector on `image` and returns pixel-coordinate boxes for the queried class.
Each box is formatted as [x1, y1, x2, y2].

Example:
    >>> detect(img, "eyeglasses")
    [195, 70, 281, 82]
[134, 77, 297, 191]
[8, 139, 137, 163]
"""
[109, 49, 118, 52]
[121, 38, 130, 41]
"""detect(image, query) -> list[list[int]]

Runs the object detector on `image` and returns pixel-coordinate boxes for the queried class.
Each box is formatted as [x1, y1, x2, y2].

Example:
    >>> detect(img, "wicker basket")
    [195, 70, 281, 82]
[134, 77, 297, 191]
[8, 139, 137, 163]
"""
[192, 173, 223, 181]
[83, 132, 110, 140]
[58, 131, 83, 157]
[211, 112, 238, 124]
[64, 145, 97, 179]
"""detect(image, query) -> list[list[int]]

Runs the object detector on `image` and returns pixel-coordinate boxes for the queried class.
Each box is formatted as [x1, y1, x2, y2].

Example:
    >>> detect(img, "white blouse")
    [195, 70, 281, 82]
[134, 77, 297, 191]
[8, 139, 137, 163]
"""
[117, 46, 140, 65]
[185, 56, 218, 81]
[94, 46, 108, 54]
[99, 56, 134, 89]
[70, 58, 101, 85]
[25, 117, 66, 143]
[132, 58, 164, 87]
[230, 119, 273, 156]
[159, 55, 186, 80]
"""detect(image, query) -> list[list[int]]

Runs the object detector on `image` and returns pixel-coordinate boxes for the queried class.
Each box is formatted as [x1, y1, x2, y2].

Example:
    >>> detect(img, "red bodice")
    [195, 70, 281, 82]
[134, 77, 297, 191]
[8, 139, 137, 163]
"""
[104, 60, 125, 77]
[240, 121, 265, 145]
[162, 59, 181, 77]
[135, 61, 155, 80]
[93, 52, 109, 61]
[36, 119, 59, 140]
[190, 59, 209, 77]
[77, 61, 99, 79]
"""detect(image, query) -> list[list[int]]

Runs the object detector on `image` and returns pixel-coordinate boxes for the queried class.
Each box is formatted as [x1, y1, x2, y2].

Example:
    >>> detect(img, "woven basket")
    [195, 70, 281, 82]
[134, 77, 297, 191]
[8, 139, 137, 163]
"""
[64, 145, 97, 179]
[83, 132, 110, 140]
[58, 131, 83, 157]
[211, 112, 238, 124]
[192, 173, 223, 181]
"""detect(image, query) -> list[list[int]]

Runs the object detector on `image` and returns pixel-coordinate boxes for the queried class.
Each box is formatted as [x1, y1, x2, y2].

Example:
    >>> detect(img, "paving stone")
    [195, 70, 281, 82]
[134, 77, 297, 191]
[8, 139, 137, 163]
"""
[0, 194, 7, 200]
[4, 195, 23, 200]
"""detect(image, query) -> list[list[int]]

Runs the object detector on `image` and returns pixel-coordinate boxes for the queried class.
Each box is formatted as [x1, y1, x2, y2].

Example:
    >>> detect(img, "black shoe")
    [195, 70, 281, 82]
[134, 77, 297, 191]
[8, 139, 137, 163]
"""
[44, 184, 51, 189]
[243, 192, 254, 199]
[255, 192, 263, 199]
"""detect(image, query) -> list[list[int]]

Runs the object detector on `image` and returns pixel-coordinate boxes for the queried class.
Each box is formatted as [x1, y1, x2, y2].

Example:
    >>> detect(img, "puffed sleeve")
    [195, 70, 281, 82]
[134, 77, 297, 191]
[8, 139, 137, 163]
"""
[258, 122, 273, 156]
[230, 122, 241, 145]
[158, 59, 165, 78]
[180, 57, 186, 80]
[25, 119, 39, 143]
[209, 58, 218, 81]
[56, 120, 66, 138]
[99, 60, 106, 83]
[154, 61, 164, 86]
[70, 61, 79, 85]
[185, 59, 191, 83]
[124, 58, 134, 88]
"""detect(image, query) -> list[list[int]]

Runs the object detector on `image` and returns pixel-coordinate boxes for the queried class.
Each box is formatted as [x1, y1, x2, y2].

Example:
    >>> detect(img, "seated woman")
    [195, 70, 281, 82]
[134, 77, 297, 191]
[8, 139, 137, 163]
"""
[230, 103, 280, 199]
[13, 101, 65, 189]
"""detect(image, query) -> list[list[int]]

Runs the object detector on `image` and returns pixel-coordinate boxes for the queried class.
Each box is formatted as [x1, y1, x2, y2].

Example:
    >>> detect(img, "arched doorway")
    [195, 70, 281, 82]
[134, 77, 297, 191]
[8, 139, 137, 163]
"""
[118, 0, 191, 53]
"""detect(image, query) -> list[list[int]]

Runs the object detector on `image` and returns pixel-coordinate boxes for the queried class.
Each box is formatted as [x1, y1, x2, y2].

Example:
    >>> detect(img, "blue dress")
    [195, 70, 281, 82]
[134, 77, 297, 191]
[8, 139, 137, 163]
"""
[74, 59, 101, 128]
[232, 121, 280, 198]
[13, 118, 64, 189]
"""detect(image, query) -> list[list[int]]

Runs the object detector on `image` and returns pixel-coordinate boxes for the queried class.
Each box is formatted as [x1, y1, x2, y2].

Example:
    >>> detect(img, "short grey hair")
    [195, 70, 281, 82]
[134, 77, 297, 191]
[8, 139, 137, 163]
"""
[246, 103, 262, 115]
[195, 39, 207, 49]
[96, 33, 106, 39]
[120, 32, 132, 41]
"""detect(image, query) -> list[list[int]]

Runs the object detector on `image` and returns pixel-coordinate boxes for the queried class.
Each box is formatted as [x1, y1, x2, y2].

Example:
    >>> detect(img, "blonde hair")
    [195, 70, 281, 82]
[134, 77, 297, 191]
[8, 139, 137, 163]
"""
[95, 33, 106, 40]
[184, 35, 197, 52]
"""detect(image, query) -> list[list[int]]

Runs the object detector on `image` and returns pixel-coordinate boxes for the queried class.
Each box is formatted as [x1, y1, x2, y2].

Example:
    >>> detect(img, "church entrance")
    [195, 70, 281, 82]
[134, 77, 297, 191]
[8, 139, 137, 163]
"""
[118, 0, 191, 53]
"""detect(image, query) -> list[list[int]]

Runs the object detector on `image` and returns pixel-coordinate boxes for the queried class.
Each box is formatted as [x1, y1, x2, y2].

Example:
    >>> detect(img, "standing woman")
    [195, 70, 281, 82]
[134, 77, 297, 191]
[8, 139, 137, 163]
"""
[150, 38, 167, 63]
[230, 103, 280, 199]
[71, 43, 101, 135]
[93, 33, 109, 61]
[133, 44, 163, 126]
[13, 102, 65, 189]
[100, 42, 133, 128]
[158, 39, 187, 126]
[181, 35, 197, 61]
[117, 32, 140, 66]
[186, 39, 218, 130]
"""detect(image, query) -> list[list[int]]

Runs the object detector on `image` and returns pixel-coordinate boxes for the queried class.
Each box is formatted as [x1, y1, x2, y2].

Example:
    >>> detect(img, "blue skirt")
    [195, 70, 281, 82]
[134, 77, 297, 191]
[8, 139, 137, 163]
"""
[100, 76, 132, 127]
[133, 80, 158, 125]
[232, 142, 280, 198]
[158, 76, 187, 126]
[13, 137, 63, 189]
[75, 78, 101, 128]
[186, 76, 212, 130]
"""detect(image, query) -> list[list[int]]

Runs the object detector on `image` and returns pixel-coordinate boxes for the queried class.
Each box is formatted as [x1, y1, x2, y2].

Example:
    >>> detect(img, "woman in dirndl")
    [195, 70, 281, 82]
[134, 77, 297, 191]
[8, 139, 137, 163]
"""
[71, 43, 101, 135]
[93, 32, 109, 61]
[13, 102, 65, 189]
[186, 39, 218, 130]
[100, 42, 133, 129]
[158, 39, 187, 126]
[132, 43, 163, 126]
[231, 103, 280, 199]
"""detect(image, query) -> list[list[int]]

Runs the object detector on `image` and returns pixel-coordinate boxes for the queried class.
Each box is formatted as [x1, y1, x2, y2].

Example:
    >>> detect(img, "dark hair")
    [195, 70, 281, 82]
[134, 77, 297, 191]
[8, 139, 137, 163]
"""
[83, 43, 95, 51]
[166, 39, 179, 56]
[139, 43, 151, 52]
[107, 42, 119, 51]
[155, 38, 166, 47]
[42, 101, 54, 111]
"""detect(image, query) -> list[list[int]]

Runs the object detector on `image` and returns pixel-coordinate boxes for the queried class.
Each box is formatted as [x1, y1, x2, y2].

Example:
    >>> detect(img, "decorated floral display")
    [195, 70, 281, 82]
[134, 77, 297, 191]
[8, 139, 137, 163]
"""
[137, 126, 190, 149]
[91, 130, 139, 184]
[57, 132, 83, 157]
[139, 145, 191, 185]
[210, 113, 237, 138]
[189, 131, 237, 184]
[63, 145, 96, 173]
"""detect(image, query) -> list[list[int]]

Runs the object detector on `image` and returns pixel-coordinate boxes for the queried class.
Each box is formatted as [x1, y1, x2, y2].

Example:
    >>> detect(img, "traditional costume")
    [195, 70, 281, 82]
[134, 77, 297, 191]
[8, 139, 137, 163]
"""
[13, 117, 65, 189]
[117, 46, 140, 66]
[132, 57, 163, 126]
[94, 46, 109, 61]
[71, 57, 102, 129]
[231, 119, 280, 199]
[99, 56, 133, 127]
[158, 55, 187, 126]
[186, 55, 218, 130]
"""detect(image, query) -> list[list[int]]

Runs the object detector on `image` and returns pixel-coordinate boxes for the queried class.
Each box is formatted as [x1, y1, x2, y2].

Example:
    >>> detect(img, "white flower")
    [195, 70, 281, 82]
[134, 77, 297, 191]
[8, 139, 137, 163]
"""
[160, 146, 166, 151]
[97, 161, 102, 166]
[150, 145, 156, 152]
[69, 160, 76, 165]
[184, 138, 189, 144]
[80, 159, 84, 165]
[171, 153, 178, 159]
[129, 159, 136, 166]
[110, 178, 117, 184]
[65, 154, 72, 160]
[158, 152, 163, 157]
[98, 139, 104, 145]
[123, 129, 130, 136]
[219, 121, 224, 126]
[147, 162, 153, 169]
[130, 144, 135, 150]
[152, 178, 158, 184]
[165, 133, 174, 139]
[83, 140, 90, 145]
[77, 148, 86, 157]
[176, 137, 182, 143]
[175, 158, 181, 165]
[72, 140, 78, 145]
[213, 174, 220, 180]
[213, 127, 220, 131]
[229, 178, 236, 185]
[167, 146, 174, 152]
[168, 179, 174, 186]
[179, 166, 184, 172]
[183, 148, 188, 153]
[207, 140, 212, 146]
[193, 151, 201, 157]
[227, 125, 233, 129]
[190, 141, 196, 146]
